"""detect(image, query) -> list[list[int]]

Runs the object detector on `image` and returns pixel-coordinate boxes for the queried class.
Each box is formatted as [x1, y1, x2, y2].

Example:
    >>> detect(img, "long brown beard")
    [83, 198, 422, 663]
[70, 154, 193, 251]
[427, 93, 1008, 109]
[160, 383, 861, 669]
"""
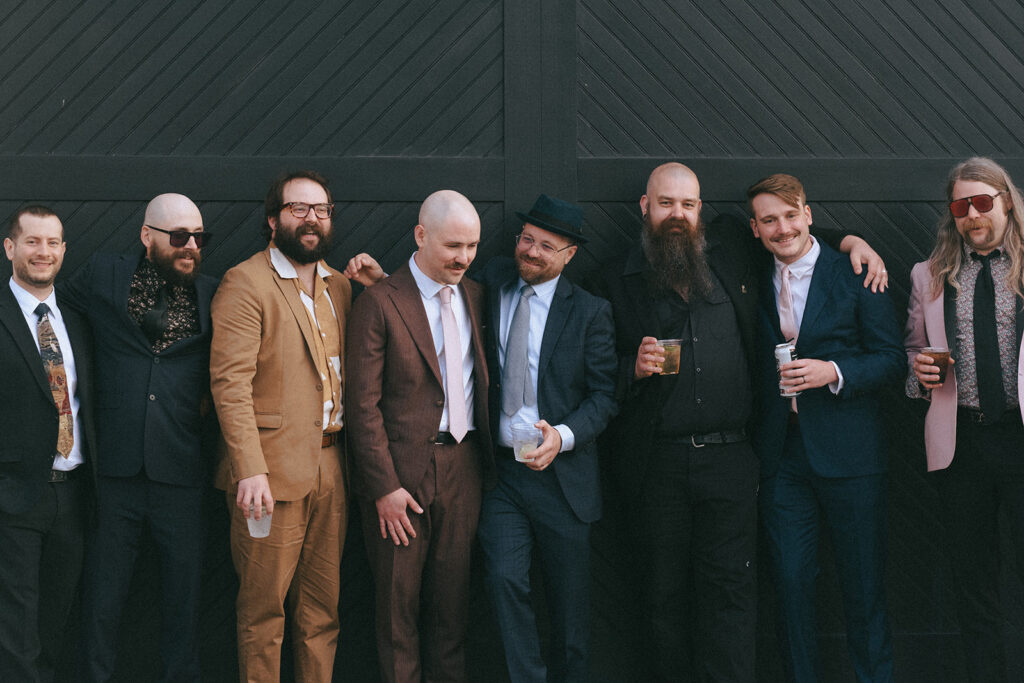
[641, 213, 712, 300]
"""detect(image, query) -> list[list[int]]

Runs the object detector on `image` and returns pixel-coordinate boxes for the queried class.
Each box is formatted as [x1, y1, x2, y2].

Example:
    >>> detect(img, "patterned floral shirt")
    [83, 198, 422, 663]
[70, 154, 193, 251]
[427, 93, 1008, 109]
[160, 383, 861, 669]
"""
[127, 257, 201, 353]
[951, 248, 1020, 410]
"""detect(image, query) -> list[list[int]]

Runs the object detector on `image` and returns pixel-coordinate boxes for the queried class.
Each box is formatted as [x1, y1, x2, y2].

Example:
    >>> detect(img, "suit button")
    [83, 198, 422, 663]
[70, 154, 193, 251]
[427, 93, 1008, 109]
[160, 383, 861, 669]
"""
[316, 384, 323, 391]
[153, 358, 160, 364]
[435, 399, 444, 407]
[149, 394, 156, 401]
[315, 419, 322, 427]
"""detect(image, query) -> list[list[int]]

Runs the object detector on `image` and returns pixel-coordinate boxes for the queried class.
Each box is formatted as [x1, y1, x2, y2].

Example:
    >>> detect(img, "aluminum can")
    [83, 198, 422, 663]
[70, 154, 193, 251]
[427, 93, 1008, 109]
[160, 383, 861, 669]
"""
[775, 342, 802, 397]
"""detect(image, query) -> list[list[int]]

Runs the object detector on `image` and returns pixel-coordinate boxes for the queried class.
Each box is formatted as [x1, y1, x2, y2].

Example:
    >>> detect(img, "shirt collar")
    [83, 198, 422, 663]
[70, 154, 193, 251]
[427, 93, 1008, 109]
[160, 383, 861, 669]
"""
[774, 236, 820, 280]
[511, 273, 559, 303]
[8, 277, 57, 318]
[269, 247, 331, 280]
[409, 252, 457, 299]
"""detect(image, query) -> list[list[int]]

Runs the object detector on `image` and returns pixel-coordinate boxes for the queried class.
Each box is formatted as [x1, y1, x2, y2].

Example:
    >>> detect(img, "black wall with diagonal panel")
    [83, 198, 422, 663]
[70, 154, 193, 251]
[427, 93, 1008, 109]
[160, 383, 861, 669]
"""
[2, 0, 1023, 680]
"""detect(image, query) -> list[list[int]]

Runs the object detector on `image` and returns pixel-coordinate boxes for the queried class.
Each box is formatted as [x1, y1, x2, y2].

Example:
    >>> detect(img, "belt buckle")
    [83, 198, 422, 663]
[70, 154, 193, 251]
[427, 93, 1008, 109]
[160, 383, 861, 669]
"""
[690, 434, 705, 448]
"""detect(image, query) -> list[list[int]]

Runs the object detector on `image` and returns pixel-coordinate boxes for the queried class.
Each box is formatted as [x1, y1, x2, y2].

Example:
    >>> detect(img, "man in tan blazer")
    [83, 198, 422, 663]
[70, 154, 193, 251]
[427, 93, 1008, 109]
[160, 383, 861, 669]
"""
[905, 157, 1024, 683]
[211, 170, 351, 682]
[346, 190, 495, 683]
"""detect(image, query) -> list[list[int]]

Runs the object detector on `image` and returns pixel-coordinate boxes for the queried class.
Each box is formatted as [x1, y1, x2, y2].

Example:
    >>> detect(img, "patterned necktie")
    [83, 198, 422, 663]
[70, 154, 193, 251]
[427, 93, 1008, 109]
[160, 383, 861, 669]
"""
[502, 285, 536, 416]
[439, 286, 467, 442]
[972, 251, 1005, 424]
[35, 303, 74, 458]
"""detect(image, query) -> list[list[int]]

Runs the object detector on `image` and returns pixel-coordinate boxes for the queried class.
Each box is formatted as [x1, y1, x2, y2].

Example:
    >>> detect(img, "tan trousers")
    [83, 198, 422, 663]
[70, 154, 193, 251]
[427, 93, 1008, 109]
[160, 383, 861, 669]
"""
[229, 442, 347, 683]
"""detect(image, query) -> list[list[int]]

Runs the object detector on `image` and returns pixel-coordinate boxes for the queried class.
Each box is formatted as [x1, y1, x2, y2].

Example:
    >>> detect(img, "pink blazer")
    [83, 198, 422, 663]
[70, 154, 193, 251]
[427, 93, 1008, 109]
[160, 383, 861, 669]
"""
[904, 260, 1024, 471]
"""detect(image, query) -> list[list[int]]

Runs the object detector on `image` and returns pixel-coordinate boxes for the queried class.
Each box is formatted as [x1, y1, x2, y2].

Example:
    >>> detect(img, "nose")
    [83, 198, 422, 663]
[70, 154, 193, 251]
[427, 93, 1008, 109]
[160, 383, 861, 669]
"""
[966, 202, 982, 219]
[184, 234, 200, 249]
[670, 202, 686, 219]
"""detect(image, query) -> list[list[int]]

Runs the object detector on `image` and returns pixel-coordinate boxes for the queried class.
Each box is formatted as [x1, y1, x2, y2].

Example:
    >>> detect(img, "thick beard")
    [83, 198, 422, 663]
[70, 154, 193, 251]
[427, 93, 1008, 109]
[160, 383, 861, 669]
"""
[149, 245, 200, 287]
[275, 224, 332, 265]
[641, 213, 712, 300]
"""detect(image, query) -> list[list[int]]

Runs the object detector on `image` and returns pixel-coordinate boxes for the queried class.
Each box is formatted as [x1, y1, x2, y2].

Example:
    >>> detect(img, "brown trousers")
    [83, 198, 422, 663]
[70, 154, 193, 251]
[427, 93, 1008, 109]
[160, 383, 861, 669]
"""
[229, 443, 347, 683]
[362, 438, 483, 683]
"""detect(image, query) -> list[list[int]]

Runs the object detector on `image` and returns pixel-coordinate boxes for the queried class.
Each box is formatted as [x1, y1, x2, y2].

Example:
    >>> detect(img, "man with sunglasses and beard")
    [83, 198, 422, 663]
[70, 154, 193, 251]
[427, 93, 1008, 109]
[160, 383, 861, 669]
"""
[905, 157, 1024, 683]
[60, 193, 217, 682]
[590, 163, 887, 682]
[211, 170, 350, 682]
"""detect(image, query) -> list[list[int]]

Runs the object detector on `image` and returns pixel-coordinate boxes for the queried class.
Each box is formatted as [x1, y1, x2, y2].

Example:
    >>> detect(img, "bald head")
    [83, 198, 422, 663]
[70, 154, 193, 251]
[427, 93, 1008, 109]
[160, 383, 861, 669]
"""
[143, 193, 203, 230]
[418, 190, 479, 234]
[141, 193, 205, 285]
[414, 190, 481, 285]
[646, 163, 699, 198]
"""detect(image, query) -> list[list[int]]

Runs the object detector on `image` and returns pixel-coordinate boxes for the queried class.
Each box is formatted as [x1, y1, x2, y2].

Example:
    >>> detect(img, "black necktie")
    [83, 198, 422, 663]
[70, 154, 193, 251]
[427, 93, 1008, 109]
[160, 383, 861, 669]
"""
[972, 251, 1005, 424]
[141, 283, 170, 346]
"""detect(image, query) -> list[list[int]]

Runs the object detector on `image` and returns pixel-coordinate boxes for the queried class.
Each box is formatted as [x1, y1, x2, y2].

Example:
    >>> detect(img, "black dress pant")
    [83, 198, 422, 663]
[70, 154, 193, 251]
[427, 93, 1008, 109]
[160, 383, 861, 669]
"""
[932, 410, 1024, 683]
[0, 477, 85, 683]
[634, 438, 759, 683]
[80, 474, 205, 683]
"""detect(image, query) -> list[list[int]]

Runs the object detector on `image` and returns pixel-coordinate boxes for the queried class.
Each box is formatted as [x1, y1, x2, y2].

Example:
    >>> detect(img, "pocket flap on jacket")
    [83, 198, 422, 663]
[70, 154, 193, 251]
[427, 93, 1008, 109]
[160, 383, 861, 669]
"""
[255, 412, 282, 429]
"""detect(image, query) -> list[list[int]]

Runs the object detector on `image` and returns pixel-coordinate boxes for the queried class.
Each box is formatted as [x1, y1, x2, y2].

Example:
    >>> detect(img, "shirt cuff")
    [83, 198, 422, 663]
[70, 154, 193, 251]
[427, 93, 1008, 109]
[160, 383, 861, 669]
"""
[828, 361, 844, 394]
[555, 424, 575, 452]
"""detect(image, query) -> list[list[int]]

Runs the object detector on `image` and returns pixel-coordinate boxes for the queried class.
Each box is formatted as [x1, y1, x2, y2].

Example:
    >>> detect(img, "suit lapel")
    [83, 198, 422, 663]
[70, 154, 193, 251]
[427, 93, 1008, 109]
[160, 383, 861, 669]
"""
[799, 248, 841, 337]
[0, 286, 56, 400]
[943, 280, 958, 359]
[757, 265, 783, 342]
[538, 276, 572, 377]
[266, 251, 321, 365]
[389, 266, 443, 385]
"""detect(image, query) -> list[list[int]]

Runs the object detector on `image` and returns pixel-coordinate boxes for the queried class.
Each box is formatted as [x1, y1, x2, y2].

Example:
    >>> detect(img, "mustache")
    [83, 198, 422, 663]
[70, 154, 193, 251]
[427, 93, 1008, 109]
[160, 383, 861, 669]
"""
[962, 217, 992, 231]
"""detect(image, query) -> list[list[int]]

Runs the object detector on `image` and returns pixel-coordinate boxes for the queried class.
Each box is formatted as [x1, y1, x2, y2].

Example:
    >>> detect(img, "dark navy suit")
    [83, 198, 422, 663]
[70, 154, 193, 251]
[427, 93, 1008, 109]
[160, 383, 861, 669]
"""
[477, 257, 618, 682]
[753, 241, 904, 683]
[0, 283, 96, 682]
[60, 250, 217, 682]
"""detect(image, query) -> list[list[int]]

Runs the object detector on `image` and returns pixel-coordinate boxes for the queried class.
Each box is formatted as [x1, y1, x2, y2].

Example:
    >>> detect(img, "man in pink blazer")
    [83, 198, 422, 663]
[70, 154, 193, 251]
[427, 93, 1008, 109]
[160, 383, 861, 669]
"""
[904, 157, 1024, 683]
[345, 190, 495, 683]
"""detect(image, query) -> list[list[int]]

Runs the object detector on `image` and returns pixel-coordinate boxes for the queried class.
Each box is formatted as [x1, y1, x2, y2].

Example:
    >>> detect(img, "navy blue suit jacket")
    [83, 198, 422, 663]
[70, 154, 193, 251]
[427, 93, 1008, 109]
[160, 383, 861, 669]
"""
[480, 257, 618, 523]
[752, 241, 904, 479]
[0, 283, 97, 514]
[60, 250, 218, 487]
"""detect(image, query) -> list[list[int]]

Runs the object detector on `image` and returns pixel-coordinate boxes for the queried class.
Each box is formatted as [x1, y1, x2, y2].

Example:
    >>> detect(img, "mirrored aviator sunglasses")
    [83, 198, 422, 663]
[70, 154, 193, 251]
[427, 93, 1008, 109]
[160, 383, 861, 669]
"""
[145, 225, 212, 248]
[949, 192, 1004, 218]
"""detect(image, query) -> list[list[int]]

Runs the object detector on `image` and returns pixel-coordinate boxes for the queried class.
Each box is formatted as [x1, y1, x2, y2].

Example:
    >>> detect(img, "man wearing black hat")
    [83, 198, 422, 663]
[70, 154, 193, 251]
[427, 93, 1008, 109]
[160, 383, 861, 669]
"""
[475, 195, 618, 683]
[344, 195, 618, 682]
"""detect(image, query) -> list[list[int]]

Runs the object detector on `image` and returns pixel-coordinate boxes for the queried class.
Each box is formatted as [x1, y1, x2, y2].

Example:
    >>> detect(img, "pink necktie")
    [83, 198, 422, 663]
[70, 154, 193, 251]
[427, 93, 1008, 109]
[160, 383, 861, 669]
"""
[778, 265, 798, 342]
[777, 266, 799, 412]
[439, 286, 468, 442]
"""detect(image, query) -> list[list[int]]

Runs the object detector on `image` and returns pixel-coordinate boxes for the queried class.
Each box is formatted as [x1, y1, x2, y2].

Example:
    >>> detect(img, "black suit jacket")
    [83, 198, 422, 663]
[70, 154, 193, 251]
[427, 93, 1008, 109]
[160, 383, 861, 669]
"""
[479, 257, 618, 523]
[0, 283, 97, 514]
[60, 250, 218, 487]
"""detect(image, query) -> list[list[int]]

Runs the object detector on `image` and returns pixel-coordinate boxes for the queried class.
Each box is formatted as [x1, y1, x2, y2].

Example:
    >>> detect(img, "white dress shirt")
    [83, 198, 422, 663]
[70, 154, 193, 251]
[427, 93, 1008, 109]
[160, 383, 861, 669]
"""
[771, 238, 844, 393]
[409, 254, 476, 434]
[496, 275, 575, 451]
[9, 278, 84, 470]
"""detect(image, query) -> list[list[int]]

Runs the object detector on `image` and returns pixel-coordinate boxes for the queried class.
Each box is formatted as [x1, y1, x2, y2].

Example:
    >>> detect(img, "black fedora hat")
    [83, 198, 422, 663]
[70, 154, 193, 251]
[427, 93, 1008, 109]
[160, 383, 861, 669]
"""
[515, 194, 587, 244]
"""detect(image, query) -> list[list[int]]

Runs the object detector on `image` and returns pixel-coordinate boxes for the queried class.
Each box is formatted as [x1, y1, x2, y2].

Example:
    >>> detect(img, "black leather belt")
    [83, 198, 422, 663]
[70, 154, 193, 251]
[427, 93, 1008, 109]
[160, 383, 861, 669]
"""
[433, 430, 475, 445]
[322, 428, 344, 448]
[957, 407, 1022, 428]
[659, 429, 748, 448]
[48, 468, 81, 483]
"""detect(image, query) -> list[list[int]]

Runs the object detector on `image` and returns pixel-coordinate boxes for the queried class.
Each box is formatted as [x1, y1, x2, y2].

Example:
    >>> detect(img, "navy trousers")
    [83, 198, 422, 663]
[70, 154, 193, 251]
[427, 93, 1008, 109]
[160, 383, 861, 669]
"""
[478, 456, 592, 683]
[760, 424, 892, 683]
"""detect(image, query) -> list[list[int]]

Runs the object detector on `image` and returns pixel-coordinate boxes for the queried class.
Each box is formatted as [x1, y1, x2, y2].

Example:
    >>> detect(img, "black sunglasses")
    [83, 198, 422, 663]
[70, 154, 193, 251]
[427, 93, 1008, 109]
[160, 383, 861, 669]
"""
[949, 191, 1006, 218]
[145, 225, 212, 248]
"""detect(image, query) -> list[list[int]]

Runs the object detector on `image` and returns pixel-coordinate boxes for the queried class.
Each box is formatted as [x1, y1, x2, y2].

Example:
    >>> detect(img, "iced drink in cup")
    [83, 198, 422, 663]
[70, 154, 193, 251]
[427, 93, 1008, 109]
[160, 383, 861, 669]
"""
[247, 503, 272, 538]
[657, 339, 682, 375]
[510, 423, 542, 463]
[922, 346, 951, 384]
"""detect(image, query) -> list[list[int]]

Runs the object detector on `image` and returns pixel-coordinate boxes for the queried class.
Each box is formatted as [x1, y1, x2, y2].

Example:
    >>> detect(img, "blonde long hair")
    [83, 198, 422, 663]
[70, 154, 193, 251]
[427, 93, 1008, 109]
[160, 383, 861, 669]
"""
[929, 157, 1024, 299]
